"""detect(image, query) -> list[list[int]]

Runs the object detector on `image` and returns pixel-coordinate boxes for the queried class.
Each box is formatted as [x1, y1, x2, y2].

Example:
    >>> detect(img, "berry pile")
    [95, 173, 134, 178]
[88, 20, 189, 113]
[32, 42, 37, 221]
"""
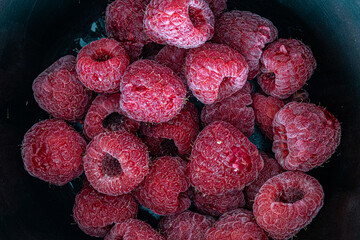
[22, 0, 341, 239]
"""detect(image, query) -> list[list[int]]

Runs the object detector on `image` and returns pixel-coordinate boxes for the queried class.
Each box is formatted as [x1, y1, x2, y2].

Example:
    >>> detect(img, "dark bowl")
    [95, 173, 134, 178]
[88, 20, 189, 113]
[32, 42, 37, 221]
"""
[1, 0, 359, 239]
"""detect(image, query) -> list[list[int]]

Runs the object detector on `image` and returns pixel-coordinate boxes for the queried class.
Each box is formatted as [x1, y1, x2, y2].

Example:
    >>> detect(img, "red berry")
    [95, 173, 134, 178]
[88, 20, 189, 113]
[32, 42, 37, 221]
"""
[133, 156, 191, 215]
[252, 92, 285, 140]
[120, 60, 186, 123]
[73, 183, 138, 237]
[213, 11, 278, 79]
[188, 121, 263, 195]
[105, 219, 165, 240]
[83, 93, 140, 139]
[185, 43, 249, 104]
[193, 190, 245, 217]
[83, 131, 149, 195]
[201, 81, 254, 137]
[21, 119, 86, 186]
[32, 55, 93, 121]
[244, 151, 284, 209]
[144, 0, 215, 49]
[159, 211, 215, 240]
[105, 0, 151, 61]
[258, 39, 317, 99]
[272, 102, 341, 171]
[253, 171, 324, 240]
[155, 45, 188, 75]
[76, 38, 130, 93]
[205, 209, 268, 240]
[204, 0, 227, 18]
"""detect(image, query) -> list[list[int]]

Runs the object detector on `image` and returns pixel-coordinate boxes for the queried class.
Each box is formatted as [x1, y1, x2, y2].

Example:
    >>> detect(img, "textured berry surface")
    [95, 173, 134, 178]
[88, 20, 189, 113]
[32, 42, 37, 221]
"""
[120, 60, 186, 123]
[201, 81, 254, 137]
[188, 121, 263, 195]
[252, 92, 285, 140]
[253, 171, 324, 240]
[272, 102, 341, 171]
[32, 55, 93, 121]
[105, 0, 151, 61]
[159, 211, 215, 240]
[83, 131, 149, 195]
[105, 219, 165, 240]
[141, 102, 199, 156]
[83, 93, 140, 139]
[205, 209, 268, 240]
[73, 184, 138, 237]
[185, 43, 249, 104]
[133, 156, 191, 215]
[205, 0, 227, 18]
[22, 119, 86, 186]
[245, 151, 284, 209]
[193, 189, 245, 216]
[213, 11, 278, 79]
[155, 45, 188, 75]
[76, 38, 130, 93]
[144, 0, 215, 48]
[258, 38, 317, 99]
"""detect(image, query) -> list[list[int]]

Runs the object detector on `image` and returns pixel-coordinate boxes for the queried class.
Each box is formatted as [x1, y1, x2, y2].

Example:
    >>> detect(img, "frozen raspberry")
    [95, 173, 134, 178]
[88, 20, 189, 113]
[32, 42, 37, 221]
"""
[105, 219, 165, 240]
[21, 119, 86, 186]
[105, 0, 151, 61]
[258, 38, 317, 99]
[205, 0, 227, 18]
[244, 151, 284, 209]
[120, 60, 186, 123]
[185, 43, 249, 104]
[73, 184, 138, 237]
[83, 93, 140, 139]
[76, 38, 130, 93]
[272, 102, 341, 171]
[253, 171, 324, 240]
[193, 189, 245, 217]
[155, 45, 188, 75]
[141, 102, 199, 157]
[32, 55, 93, 121]
[144, 0, 215, 49]
[201, 81, 254, 137]
[133, 156, 191, 215]
[213, 11, 278, 79]
[83, 131, 149, 195]
[159, 211, 215, 240]
[252, 92, 285, 140]
[188, 121, 263, 195]
[205, 209, 268, 240]
[286, 88, 310, 103]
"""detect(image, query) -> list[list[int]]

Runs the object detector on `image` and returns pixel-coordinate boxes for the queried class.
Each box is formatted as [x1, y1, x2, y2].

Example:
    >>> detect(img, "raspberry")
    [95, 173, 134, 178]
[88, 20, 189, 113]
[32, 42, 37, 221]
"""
[213, 11, 278, 79]
[105, 0, 151, 61]
[21, 119, 86, 186]
[252, 92, 285, 140]
[32, 55, 93, 121]
[184, 43, 249, 104]
[73, 183, 138, 237]
[141, 102, 199, 156]
[159, 211, 215, 240]
[133, 156, 191, 215]
[253, 171, 324, 240]
[144, 0, 215, 49]
[76, 38, 130, 93]
[188, 121, 263, 195]
[205, 0, 227, 18]
[105, 219, 165, 240]
[272, 102, 341, 171]
[83, 131, 149, 195]
[244, 151, 284, 209]
[193, 189, 245, 217]
[120, 60, 186, 123]
[201, 81, 254, 137]
[205, 209, 268, 240]
[83, 93, 140, 139]
[258, 39, 317, 99]
[155, 45, 188, 75]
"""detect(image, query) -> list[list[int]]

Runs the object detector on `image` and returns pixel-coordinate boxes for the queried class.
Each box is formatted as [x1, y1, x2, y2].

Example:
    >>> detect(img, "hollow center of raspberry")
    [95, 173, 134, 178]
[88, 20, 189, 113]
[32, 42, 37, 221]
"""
[94, 54, 111, 62]
[276, 188, 305, 203]
[261, 72, 276, 90]
[188, 6, 206, 28]
[102, 112, 126, 131]
[101, 153, 123, 177]
[160, 139, 178, 156]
